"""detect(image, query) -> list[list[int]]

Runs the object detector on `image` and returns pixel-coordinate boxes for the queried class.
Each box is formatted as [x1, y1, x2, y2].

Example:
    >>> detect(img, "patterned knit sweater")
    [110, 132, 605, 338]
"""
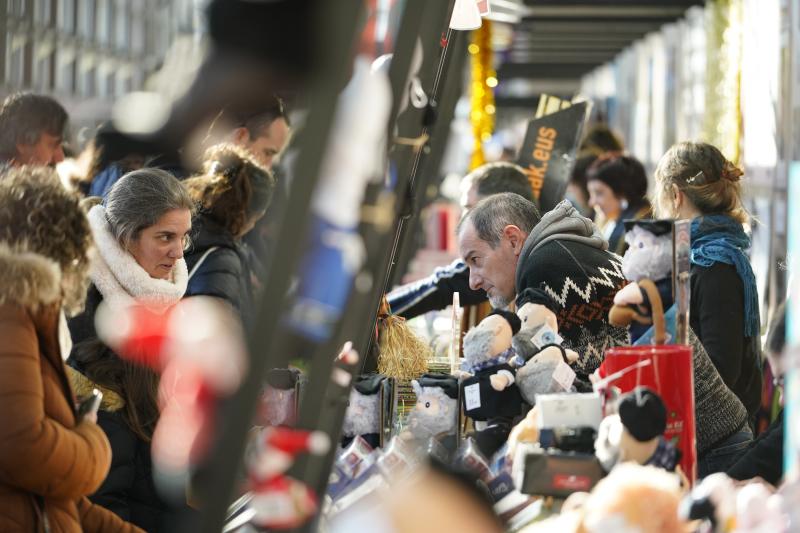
[690, 329, 749, 455]
[515, 201, 630, 375]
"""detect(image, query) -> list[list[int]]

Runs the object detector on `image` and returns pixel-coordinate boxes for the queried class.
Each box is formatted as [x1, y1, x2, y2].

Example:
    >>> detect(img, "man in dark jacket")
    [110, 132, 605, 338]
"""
[387, 162, 534, 318]
[457, 193, 629, 376]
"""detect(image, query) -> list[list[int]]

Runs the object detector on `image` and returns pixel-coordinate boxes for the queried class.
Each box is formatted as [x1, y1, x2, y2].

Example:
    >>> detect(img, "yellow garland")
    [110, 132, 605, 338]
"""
[469, 19, 496, 171]
[704, 0, 743, 164]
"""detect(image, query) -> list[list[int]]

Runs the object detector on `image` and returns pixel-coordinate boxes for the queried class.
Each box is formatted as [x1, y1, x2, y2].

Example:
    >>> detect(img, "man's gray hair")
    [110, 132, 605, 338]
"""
[0, 92, 68, 161]
[458, 192, 541, 247]
[105, 168, 196, 249]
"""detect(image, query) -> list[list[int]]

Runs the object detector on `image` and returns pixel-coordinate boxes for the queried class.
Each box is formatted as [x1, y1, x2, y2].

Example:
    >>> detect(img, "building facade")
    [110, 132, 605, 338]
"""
[2, 0, 203, 129]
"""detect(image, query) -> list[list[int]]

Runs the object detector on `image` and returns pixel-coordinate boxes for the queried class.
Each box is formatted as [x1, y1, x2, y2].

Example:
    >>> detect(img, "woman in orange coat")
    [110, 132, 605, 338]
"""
[0, 166, 142, 532]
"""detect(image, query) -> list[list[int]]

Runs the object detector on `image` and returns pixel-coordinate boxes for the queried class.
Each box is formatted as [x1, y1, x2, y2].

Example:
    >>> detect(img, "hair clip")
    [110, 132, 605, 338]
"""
[209, 160, 242, 180]
[686, 171, 705, 185]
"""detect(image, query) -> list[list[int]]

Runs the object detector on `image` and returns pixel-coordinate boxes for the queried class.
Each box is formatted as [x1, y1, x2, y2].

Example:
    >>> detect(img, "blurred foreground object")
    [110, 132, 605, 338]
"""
[96, 296, 248, 492]
[246, 427, 330, 530]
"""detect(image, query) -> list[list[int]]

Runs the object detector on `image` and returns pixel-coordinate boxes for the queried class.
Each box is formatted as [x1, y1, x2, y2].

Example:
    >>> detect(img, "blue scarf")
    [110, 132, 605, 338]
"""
[690, 215, 760, 337]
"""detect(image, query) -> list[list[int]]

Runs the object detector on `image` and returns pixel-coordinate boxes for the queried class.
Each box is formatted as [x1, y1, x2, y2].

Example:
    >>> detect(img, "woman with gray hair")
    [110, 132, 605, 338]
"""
[66, 168, 195, 531]
[68, 168, 195, 343]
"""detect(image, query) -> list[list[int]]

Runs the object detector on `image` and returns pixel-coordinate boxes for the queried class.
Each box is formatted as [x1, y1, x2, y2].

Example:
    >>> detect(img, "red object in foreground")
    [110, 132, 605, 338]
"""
[599, 344, 697, 482]
[117, 303, 174, 369]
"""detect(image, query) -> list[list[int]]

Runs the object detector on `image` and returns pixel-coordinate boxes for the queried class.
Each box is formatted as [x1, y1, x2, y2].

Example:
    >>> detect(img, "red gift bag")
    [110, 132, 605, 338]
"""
[598, 280, 696, 482]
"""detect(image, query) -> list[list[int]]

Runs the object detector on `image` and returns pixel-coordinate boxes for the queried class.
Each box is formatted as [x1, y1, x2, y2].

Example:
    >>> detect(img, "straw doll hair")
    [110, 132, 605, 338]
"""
[653, 141, 748, 224]
[376, 296, 431, 380]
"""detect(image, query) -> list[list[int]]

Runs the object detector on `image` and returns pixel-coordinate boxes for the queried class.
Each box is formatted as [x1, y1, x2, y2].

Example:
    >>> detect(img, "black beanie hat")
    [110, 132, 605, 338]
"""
[354, 373, 385, 395]
[489, 308, 522, 336]
[265, 368, 301, 390]
[623, 219, 673, 237]
[618, 387, 667, 442]
[417, 373, 459, 399]
[516, 286, 558, 314]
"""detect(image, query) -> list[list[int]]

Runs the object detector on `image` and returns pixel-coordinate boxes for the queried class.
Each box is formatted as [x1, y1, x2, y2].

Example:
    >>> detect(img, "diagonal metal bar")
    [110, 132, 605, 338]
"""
[389, 32, 469, 289]
[287, 0, 457, 512]
[195, 3, 367, 532]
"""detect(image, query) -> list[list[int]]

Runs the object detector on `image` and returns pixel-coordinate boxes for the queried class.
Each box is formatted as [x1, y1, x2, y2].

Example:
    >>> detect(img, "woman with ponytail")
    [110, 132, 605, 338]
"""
[654, 141, 762, 434]
[183, 144, 275, 328]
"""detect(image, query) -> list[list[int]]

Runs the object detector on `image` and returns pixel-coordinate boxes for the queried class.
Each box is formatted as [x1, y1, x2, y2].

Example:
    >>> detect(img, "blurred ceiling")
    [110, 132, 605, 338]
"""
[489, 0, 704, 108]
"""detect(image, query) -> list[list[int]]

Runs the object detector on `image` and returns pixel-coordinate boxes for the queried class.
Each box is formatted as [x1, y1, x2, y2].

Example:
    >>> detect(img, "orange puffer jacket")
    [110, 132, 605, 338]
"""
[0, 245, 143, 533]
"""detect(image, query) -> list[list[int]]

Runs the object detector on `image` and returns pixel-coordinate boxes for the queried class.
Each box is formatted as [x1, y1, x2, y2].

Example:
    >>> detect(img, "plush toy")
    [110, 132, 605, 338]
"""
[246, 427, 330, 530]
[461, 309, 522, 391]
[594, 387, 679, 473]
[733, 481, 786, 532]
[612, 220, 675, 343]
[609, 278, 668, 345]
[513, 288, 580, 404]
[258, 368, 302, 428]
[680, 473, 788, 533]
[460, 309, 525, 457]
[406, 374, 459, 445]
[520, 464, 687, 533]
[506, 404, 541, 460]
[341, 374, 385, 449]
[512, 289, 560, 360]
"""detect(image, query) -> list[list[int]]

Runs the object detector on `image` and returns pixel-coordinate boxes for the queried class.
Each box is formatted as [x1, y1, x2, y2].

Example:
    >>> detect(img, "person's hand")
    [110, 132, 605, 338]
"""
[83, 411, 98, 424]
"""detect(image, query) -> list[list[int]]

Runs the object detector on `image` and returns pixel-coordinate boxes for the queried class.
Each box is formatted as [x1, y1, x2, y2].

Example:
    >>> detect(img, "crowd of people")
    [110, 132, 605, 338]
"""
[389, 128, 780, 481]
[0, 85, 784, 532]
[0, 91, 290, 532]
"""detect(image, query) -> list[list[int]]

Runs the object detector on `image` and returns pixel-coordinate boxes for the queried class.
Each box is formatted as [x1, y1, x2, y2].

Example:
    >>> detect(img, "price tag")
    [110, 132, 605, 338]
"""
[531, 325, 563, 349]
[464, 383, 481, 411]
[552, 360, 576, 391]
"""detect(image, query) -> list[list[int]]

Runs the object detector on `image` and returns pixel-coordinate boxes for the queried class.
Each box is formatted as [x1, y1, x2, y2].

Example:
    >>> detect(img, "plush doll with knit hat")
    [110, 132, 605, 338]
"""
[460, 309, 525, 456]
[594, 387, 679, 473]
[341, 374, 385, 449]
[513, 287, 580, 404]
[258, 368, 302, 428]
[406, 373, 460, 445]
[609, 220, 675, 343]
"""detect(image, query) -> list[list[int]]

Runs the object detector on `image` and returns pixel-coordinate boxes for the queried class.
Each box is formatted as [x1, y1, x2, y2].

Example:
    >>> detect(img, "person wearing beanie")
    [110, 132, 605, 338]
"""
[183, 143, 275, 329]
[586, 153, 652, 255]
[407, 374, 460, 449]
[596, 387, 679, 472]
[341, 374, 386, 449]
[458, 193, 629, 378]
[461, 310, 526, 456]
[618, 388, 667, 441]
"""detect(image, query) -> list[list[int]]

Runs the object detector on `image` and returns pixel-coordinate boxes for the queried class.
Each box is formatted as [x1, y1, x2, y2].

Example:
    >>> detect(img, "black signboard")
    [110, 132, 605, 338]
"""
[516, 101, 591, 214]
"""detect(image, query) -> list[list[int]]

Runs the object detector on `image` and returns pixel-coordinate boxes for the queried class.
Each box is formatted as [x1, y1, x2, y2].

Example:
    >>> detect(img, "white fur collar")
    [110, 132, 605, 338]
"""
[87, 204, 188, 310]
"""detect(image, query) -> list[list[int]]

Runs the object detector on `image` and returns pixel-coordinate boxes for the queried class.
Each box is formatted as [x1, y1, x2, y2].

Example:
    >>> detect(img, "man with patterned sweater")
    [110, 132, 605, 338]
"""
[457, 193, 629, 378]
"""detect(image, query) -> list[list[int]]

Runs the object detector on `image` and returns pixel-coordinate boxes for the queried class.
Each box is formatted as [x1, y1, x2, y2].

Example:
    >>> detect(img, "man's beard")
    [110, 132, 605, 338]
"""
[488, 291, 512, 309]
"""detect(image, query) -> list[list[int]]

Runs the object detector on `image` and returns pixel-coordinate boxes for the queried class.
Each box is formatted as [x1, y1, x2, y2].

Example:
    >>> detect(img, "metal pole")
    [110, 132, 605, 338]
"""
[288, 0, 456, 509]
[195, 3, 366, 531]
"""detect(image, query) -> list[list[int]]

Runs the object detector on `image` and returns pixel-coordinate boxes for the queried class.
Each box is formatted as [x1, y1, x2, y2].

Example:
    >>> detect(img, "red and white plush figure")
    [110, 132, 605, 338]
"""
[95, 296, 248, 481]
[247, 427, 331, 530]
